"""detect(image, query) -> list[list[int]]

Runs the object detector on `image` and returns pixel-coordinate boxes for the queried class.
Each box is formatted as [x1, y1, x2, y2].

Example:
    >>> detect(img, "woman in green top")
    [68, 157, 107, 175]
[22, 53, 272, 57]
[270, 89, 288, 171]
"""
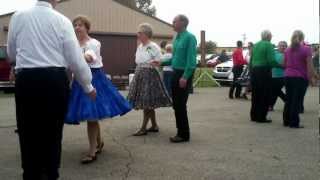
[269, 41, 287, 111]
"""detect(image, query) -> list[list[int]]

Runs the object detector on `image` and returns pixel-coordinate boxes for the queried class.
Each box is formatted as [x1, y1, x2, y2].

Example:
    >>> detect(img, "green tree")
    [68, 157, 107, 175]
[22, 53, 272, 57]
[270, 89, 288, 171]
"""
[197, 41, 217, 54]
[115, 0, 156, 16]
[136, 0, 156, 16]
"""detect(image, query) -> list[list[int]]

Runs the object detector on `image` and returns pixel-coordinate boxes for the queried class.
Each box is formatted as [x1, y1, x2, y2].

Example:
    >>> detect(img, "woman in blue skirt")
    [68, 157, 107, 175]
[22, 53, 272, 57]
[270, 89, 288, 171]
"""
[66, 16, 132, 164]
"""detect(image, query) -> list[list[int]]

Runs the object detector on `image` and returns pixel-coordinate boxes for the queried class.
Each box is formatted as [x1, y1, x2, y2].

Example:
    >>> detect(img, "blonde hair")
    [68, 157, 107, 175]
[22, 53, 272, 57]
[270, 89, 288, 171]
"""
[290, 30, 304, 48]
[138, 23, 153, 38]
[73, 15, 91, 32]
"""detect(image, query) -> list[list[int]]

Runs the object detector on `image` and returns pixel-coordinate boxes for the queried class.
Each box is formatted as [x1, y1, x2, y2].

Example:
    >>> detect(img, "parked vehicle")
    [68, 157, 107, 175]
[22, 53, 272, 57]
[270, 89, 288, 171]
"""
[0, 45, 15, 93]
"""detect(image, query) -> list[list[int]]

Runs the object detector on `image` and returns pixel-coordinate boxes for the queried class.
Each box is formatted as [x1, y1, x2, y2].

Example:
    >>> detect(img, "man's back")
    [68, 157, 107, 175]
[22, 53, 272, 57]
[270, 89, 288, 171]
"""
[8, 1, 75, 69]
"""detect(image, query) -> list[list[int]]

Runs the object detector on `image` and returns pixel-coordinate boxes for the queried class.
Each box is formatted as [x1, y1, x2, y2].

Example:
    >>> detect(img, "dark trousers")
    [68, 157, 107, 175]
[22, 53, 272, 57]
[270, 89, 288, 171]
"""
[171, 69, 193, 139]
[163, 70, 174, 97]
[15, 68, 69, 180]
[283, 77, 308, 127]
[250, 67, 272, 121]
[229, 65, 243, 98]
[270, 77, 286, 107]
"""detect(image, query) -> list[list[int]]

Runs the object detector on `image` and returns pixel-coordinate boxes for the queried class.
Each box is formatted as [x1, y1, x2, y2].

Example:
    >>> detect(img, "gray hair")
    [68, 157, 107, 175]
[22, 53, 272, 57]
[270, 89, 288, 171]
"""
[177, 14, 189, 28]
[138, 23, 153, 38]
[261, 30, 272, 41]
[165, 44, 173, 51]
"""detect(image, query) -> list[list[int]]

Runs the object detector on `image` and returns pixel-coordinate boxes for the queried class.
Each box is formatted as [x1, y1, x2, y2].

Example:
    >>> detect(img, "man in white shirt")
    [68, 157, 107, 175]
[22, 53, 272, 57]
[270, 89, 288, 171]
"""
[7, 0, 96, 179]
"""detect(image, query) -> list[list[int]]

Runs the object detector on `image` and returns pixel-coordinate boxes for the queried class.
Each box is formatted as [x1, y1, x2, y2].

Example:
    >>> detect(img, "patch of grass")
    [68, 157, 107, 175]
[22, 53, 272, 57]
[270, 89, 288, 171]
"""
[193, 68, 218, 88]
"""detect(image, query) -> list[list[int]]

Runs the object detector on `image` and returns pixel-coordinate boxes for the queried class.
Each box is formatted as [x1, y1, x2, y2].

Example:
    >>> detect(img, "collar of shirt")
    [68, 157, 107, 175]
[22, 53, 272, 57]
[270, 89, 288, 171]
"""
[176, 30, 187, 39]
[36, 1, 53, 9]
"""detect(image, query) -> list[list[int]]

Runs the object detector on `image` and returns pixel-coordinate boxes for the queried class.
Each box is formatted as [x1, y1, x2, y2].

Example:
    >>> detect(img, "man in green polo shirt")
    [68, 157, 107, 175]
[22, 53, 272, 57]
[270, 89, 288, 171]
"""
[153, 14, 197, 143]
[250, 30, 279, 123]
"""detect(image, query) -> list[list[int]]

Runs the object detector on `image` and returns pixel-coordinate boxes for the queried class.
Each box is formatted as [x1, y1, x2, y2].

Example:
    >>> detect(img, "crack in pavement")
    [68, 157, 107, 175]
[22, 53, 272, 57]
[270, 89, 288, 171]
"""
[106, 130, 134, 180]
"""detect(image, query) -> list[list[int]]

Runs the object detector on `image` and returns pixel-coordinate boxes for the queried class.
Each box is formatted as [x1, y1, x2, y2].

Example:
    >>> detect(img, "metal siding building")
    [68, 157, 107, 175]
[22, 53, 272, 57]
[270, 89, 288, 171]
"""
[0, 0, 174, 77]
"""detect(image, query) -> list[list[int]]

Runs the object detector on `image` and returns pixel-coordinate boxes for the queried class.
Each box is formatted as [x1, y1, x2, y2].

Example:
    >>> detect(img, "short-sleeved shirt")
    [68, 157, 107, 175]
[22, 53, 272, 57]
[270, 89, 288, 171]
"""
[272, 51, 284, 78]
[135, 41, 161, 65]
[284, 45, 312, 80]
[82, 38, 103, 68]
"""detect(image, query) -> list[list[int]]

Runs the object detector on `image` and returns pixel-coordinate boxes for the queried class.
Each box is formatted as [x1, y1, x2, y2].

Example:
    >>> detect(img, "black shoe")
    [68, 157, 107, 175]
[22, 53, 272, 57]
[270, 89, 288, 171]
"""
[256, 119, 272, 123]
[169, 136, 189, 143]
[283, 123, 289, 127]
[146, 127, 159, 133]
[290, 125, 304, 129]
[229, 96, 234, 99]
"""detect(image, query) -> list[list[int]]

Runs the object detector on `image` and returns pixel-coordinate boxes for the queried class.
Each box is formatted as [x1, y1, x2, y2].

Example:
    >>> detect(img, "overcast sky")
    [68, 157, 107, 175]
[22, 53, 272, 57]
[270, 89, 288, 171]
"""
[0, 0, 319, 46]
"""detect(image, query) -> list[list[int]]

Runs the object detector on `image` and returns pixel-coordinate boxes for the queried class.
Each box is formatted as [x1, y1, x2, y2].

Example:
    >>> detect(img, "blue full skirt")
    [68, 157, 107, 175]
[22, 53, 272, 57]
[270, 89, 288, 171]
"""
[65, 68, 132, 124]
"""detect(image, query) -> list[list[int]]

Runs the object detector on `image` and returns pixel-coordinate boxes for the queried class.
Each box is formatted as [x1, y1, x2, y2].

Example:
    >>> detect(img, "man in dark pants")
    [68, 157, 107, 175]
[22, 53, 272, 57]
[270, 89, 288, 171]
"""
[250, 30, 279, 123]
[229, 41, 247, 99]
[7, 0, 96, 179]
[153, 14, 197, 143]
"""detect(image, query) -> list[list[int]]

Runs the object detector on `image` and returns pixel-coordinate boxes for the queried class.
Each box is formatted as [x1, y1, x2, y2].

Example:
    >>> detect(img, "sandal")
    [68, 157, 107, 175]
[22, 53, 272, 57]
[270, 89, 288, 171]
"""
[133, 129, 148, 136]
[81, 154, 97, 164]
[96, 142, 104, 154]
[147, 127, 159, 133]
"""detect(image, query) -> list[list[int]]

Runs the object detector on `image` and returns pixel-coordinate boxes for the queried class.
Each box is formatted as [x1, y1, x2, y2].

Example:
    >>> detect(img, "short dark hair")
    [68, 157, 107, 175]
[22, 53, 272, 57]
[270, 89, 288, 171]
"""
[237, 41, 243, 48]
[160, 41, 168, 49]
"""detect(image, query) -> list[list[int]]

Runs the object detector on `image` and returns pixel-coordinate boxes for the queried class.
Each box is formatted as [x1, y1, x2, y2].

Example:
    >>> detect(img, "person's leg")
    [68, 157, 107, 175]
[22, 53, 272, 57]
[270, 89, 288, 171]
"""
[235, 66, 243, 98]
[149, 109, 158, 129]
[171, 70, 190, 140]
[288, 78, 302, 127]
[250, 68, 258, 121]
[278, 78, 286, 102]
[163, 71, 172, 97]
[260, 68, 272, 121]
[269, 78, 279, 109]
[86, 122, 99, 156]
[283, 78, 292, 126]
[133, 110, 150, 136]
[229, 67, 237, 99]
[290, 78, 308, 128]
[16, 69, 69, 180]
[15, 73, 42, 180]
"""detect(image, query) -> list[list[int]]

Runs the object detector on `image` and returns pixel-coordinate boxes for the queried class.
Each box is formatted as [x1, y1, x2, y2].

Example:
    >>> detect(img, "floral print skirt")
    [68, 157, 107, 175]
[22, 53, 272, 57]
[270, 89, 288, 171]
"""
[127, 65, 172, 110]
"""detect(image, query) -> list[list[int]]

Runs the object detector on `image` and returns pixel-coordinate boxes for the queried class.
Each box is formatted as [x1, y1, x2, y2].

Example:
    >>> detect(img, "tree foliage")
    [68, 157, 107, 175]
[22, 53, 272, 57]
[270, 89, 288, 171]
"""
[115, 0, 156, 16]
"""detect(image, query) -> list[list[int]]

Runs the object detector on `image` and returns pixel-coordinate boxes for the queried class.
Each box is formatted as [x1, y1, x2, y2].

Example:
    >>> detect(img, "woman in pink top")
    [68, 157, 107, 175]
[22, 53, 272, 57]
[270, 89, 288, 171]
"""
[283, 30, 319, 128]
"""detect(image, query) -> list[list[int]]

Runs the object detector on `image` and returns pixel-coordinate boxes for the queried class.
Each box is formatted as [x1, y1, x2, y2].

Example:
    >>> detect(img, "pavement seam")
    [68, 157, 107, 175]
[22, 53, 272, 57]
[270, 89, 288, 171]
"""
[106, 130, 134, 180]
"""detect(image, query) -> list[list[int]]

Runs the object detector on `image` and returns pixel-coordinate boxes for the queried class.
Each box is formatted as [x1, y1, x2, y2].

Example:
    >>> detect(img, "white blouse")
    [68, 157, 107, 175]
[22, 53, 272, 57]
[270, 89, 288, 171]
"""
[135, 41, 161, 65]
[82, 38, 103, 68]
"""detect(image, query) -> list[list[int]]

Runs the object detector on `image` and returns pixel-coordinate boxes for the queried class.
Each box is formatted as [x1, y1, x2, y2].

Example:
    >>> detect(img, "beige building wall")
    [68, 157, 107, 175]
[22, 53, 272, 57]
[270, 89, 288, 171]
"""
[56, 0, 174, 36]
[0, 0, 174, 45]
[0, 14, 11, 45]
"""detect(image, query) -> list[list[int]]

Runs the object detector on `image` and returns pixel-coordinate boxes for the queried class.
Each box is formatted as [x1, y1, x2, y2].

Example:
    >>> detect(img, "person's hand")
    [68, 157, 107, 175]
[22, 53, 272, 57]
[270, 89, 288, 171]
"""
[84, 54, 93, 63]
[179, 78, 188, 89]
[150, 60, 161, 67]
[88, 89, 97, 100]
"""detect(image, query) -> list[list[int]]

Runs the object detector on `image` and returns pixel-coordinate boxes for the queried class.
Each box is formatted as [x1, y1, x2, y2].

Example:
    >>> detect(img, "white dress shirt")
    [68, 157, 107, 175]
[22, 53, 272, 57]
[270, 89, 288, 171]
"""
[7, 1, 94, 93]
[135, 41, 161, 65]
[82, 38, 103, 68]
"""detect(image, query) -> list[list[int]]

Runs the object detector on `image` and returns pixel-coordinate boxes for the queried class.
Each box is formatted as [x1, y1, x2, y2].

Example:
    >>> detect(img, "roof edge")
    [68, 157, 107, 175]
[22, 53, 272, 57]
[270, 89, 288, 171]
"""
[112, 0, 173, 28]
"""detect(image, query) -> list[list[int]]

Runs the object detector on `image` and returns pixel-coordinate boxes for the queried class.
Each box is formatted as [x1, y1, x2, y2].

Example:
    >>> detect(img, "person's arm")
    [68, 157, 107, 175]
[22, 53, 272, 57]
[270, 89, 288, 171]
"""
[6, 13, 18, 65]
[62, 20, 94, 94]
[267, 44, 280, 67]
[161, 58, 172, 66]
[84, 41, 100, 63]
[182, 36, 197, 79]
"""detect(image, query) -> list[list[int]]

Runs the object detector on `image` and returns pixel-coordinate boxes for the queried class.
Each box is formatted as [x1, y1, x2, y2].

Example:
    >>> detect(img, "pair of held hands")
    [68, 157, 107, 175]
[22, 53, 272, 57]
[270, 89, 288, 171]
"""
[150, 60, 188, 89]
[9, 68, 97, 100]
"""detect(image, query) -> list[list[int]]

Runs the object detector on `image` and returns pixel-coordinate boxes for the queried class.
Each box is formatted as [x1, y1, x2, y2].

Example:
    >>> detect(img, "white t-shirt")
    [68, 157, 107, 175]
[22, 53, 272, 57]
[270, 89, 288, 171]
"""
[82, 38, 103, 68]
[135, 41, 161, 65]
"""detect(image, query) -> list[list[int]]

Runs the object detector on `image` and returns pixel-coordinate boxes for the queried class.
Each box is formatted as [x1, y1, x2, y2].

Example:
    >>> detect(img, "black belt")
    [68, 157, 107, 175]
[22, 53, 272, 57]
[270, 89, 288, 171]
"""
[16, 67, 66, 74]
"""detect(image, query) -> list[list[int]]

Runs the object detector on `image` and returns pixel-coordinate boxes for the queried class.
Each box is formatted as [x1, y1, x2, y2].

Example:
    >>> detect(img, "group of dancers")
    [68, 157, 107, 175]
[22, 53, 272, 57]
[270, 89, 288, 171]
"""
[7, 1, 196, 179]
